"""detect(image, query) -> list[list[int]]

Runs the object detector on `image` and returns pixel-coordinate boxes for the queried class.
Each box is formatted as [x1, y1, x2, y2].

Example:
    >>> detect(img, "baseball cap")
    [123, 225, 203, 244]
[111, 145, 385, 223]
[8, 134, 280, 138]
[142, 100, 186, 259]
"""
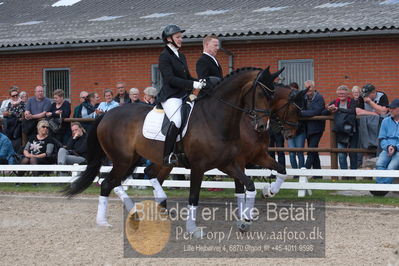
[387, 99, 399, 109]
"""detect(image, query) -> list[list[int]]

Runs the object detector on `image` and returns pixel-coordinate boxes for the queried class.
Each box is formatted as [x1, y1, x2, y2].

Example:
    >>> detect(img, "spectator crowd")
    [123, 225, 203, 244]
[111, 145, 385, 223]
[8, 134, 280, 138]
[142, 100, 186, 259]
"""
[0, 83, 158, 179]
[0, 33, 397, 194]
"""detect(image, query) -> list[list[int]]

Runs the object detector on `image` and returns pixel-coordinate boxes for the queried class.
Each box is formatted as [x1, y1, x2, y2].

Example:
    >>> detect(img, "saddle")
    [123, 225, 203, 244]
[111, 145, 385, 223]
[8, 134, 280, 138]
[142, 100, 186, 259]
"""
[142, 101, 194, 168]
[142, 101, 194, 142]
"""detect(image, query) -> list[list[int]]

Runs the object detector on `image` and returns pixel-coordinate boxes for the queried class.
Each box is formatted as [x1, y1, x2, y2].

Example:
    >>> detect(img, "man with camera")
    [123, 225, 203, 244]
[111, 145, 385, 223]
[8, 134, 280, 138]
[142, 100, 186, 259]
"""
[356, 83, 388, 116]
[356, 84, 389, 168]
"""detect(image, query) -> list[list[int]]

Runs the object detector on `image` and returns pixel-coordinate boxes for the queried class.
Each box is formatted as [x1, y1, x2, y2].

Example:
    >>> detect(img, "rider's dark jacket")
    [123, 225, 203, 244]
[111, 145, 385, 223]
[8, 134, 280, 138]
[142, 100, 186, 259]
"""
[157, 46, 196, 103]
[196, 53, 223, 80]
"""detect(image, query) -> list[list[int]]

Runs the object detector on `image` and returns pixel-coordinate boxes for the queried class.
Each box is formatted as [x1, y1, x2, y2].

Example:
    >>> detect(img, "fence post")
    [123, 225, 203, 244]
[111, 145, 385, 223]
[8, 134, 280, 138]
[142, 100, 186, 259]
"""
[298, 169, 312, 197]
[329, 117, 338, 169]
[71, 163, 78, 180]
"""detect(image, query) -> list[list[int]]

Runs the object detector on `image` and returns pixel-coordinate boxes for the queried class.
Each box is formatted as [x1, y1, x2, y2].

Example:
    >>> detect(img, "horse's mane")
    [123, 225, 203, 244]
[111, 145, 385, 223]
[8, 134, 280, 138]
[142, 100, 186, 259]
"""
[217, 67, 262, 87]
[204, 67, 262, 96]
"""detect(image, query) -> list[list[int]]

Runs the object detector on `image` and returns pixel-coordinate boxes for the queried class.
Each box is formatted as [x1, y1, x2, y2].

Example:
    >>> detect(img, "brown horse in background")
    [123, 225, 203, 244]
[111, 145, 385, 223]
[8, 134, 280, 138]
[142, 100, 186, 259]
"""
[64, 67, 283, 236]
[145, 85, 307, 218]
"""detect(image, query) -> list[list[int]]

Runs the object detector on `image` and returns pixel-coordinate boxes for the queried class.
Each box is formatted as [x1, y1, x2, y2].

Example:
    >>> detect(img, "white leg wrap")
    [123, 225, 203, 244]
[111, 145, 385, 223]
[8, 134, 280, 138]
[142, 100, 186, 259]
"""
[150, 178, 167, 204]
[96, 196, 111, 227]
[114, 186, 136, 214]
[271, 170, 289, 180]
[235, 193, 245, 220]
[276, 172, 289, 180]
[244, 190, 257, 220]
[186, 205, 198, 233]
[271, 177, 285, 194]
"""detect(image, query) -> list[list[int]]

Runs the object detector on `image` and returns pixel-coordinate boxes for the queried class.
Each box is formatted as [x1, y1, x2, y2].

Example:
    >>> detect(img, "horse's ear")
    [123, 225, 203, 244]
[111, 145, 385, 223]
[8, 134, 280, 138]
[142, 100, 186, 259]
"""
[257, 67, 271, 82]
[270, 67, 285, 81]
[296, 88, 309, 100]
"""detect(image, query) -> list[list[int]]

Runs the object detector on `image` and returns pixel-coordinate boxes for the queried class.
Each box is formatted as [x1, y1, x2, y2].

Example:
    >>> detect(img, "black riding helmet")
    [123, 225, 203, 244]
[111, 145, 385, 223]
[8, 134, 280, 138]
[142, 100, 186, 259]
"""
[161, 24, 185, 47]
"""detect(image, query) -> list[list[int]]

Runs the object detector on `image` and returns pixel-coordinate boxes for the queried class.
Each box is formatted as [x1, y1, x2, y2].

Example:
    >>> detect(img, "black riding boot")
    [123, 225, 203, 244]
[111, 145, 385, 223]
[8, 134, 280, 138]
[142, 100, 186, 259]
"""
[163, 122, 180, 166]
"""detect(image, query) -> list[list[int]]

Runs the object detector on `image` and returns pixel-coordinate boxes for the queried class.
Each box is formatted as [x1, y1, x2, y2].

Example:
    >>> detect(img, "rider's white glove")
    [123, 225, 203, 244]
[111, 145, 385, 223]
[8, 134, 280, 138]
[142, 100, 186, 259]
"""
[193, 79, 207, 90]
[193, 81, 203, 90]
[199, 79, 206, 89]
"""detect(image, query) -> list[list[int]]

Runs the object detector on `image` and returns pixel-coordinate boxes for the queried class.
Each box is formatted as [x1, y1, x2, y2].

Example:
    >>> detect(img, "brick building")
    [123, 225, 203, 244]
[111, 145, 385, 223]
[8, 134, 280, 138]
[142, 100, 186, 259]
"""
[0, 0, 398, 147]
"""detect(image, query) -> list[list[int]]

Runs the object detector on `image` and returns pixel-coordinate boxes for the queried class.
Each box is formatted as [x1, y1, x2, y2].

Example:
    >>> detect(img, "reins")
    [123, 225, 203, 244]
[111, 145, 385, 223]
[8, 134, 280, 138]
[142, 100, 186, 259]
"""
[216, 70, 273, 117]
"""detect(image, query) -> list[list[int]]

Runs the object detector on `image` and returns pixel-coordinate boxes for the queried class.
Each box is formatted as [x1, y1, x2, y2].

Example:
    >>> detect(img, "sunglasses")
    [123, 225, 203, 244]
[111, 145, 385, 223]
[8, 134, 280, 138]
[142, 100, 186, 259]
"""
[41, 126, 49, 129]
[11, 94, 18, 97]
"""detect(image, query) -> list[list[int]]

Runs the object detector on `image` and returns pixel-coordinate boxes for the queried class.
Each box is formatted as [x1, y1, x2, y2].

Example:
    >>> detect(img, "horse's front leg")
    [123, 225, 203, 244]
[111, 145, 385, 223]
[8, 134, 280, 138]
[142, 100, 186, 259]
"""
[221, 162, 257, 232]
[186, 168, 205, 239]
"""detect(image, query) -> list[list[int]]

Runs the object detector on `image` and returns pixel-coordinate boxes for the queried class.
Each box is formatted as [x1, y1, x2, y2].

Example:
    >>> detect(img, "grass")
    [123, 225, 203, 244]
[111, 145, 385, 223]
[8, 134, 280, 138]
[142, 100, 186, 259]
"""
[1, 178, 398, 206]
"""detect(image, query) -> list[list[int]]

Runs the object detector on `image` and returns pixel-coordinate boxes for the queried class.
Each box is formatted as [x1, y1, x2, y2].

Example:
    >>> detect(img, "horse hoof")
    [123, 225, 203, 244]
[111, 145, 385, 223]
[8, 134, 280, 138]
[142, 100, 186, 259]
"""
[262, 183, 275, 199]
[129, 212, 140, 231]
[160, 199, 167, 209]
[96, 221, 112, 227]
[236, 220, 252, 232]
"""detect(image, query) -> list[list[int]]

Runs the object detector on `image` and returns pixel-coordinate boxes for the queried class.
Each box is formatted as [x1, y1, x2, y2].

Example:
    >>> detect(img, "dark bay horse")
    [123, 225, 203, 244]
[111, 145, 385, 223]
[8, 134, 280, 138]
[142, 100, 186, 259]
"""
[64, 67, 283, 236]
[145, 85, 307, 230]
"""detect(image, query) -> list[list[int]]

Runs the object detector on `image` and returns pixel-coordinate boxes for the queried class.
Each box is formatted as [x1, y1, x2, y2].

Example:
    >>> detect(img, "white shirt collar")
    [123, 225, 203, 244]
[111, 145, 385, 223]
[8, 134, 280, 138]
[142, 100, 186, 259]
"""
[203, 52, 218, 66]
[167, 44, 179, 58]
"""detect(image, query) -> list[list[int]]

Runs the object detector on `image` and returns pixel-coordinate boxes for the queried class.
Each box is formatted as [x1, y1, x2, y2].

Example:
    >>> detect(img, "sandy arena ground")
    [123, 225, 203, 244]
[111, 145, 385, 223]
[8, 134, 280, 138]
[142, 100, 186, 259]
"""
[0, 192, 398, 266]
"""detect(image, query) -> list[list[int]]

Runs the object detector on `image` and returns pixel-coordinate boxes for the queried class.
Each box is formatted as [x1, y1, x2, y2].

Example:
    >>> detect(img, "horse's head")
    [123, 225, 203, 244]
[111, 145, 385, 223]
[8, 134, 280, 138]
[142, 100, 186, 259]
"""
[213, 67, 284, 133]
[246, 67, 285, 132]
[256, 66, 285, 100]
[271, 86, 308, 139]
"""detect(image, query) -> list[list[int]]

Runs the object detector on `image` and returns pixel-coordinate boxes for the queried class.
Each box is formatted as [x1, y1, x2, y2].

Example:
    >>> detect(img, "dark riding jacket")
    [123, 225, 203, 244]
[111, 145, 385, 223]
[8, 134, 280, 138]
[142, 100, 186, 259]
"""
[157, 46, 196, 103]
[196, 53, 223, 79]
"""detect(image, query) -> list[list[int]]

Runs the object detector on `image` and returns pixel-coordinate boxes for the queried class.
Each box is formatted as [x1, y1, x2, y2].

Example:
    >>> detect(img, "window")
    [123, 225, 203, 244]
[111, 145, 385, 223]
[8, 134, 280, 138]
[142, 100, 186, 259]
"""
[151, 64, 162, 92]
[43, 68, 70, 99]
[278, 59, 314, 90]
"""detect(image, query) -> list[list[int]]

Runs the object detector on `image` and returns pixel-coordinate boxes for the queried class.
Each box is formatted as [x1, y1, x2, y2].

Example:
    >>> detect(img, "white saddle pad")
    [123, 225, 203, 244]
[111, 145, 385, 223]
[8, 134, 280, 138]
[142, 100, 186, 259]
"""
[142, 102, 194, 141]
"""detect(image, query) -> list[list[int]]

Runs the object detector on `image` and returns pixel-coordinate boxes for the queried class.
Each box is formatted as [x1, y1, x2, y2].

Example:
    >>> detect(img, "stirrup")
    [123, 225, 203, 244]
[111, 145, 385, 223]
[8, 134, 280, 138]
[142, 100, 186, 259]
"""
[163, 153, 178, 167]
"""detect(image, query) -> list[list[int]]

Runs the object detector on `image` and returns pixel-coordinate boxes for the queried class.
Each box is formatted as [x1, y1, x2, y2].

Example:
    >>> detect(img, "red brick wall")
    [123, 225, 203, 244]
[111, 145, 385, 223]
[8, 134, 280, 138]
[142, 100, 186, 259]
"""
[0, 35, 398, 149]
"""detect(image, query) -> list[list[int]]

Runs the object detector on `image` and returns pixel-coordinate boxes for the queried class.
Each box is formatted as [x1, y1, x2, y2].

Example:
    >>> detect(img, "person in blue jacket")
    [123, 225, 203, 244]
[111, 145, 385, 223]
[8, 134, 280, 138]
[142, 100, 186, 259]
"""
[301, 80, 326, 174]
[0, 132, 17, 164]
[375, 99, 399, 184]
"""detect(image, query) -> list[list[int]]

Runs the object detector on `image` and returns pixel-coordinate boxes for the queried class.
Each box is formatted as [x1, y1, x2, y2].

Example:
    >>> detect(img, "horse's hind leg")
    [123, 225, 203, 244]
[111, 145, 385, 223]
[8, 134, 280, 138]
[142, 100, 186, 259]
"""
[113, 161, 141, 214]
[96, 160, 136, 227]
[186, 168, 205, 239]
[225, 159, 254, 225]
[233, 179, 246, 222]
[145, 164, 172, 208]
[222, 163, 257, 232]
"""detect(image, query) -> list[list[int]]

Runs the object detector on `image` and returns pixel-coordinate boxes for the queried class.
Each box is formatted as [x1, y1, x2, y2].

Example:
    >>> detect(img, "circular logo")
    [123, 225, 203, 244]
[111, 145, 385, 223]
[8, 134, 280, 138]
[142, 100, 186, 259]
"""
[125, 200, 171, 256]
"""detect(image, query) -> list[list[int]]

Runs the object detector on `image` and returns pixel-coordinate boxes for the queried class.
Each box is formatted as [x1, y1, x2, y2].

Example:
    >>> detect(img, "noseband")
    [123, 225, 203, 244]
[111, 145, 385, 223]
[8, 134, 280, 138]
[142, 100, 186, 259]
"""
[270, 93, 302, 132]
[218, 71, 273, 132]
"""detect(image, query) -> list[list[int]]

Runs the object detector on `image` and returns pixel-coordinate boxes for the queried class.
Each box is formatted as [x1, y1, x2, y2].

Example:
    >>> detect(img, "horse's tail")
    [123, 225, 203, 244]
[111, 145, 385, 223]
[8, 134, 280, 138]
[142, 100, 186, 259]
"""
[63, 115, 106, 197]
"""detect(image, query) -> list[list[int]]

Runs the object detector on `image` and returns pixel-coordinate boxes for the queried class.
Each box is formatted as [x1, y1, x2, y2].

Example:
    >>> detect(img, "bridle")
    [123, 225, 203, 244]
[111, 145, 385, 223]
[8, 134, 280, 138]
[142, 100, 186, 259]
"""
[270, 90, 303, 133]
[217, 70, 274, 132]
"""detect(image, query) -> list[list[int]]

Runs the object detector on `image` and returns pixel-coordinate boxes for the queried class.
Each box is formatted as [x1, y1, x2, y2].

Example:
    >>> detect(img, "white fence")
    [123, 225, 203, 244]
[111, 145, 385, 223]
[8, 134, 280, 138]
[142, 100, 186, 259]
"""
[0, 165, 398, 197]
